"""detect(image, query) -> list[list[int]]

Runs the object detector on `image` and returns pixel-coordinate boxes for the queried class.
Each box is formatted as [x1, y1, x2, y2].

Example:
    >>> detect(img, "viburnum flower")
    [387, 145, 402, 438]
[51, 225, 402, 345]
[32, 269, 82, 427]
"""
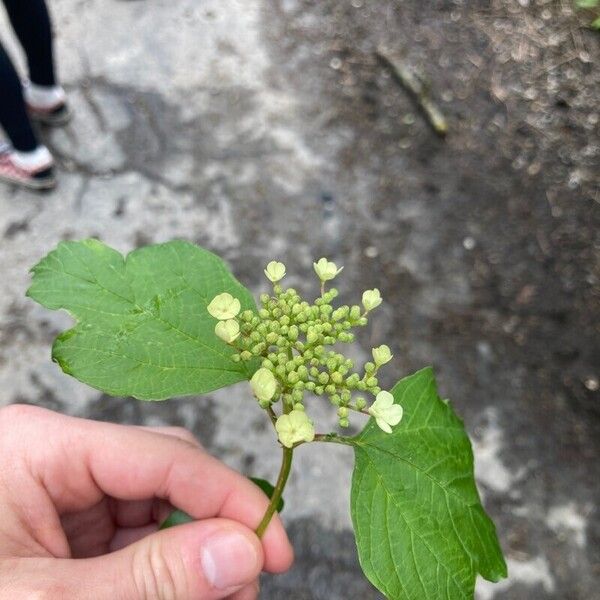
[215, 319, 240, 343]
[372, 344, 393, 366]
[250, 368, 278, 404]
[362, 289, 382, 312]
[207, 292, 241, 320]
[275, 409, 315, 448]
[313, 258, 343, 282]
[368, 391, 403, 433]
[264, 261, 286, 283]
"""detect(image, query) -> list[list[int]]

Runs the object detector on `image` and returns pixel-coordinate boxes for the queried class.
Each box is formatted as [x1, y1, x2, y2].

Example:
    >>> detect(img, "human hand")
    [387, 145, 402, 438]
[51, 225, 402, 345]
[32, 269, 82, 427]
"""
[0, 404, 293, 599]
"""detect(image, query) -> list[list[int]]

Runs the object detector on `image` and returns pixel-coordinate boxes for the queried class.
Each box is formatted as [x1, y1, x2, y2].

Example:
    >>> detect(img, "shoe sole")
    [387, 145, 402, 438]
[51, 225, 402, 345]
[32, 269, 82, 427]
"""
[0, 173, 56, 190]
[28, 106, 72, 127]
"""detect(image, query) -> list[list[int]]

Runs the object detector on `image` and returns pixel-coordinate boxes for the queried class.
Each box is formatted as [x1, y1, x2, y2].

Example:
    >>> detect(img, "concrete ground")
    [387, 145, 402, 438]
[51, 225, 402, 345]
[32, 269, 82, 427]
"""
[1, 0, 598, 598]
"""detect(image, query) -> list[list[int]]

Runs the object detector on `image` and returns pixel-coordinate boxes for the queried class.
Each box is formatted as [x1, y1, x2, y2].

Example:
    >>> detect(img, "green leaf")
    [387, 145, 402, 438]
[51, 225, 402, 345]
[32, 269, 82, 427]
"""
[591, 16, 600, 28]
[27, 239, 258, 400]
[250, 477, 285, 512]
[576, 0, 599, 8]
[159, 509, 195, 530]
[350, 367, 507, 600]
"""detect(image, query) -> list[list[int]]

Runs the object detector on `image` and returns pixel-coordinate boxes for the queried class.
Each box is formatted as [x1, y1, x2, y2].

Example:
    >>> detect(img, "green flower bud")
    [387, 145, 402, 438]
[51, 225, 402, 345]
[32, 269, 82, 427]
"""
[339, 417, 350, 428]
[355, 397, 367, 410]
[313, 257, 344, 282]
[366, 377, 378, 387]
[315, 386, 324, 395]
[207, 293, 241, 320]
[325, 384, 336, 395]
[330, 393, 341, 405]
[349, 305, 362, 320]
[250, 368, 278, 403]
[340, 389, 351, 403]
[240, 351, 253, 361]
[318, 372, 329, 384]
[292, 390, 303, 402]
[231, 354, 241, 363]
[338, 406, 349, 418]
[357, 380, 367, 391]
[242, 310, 255, 322]
[331, 372, 343, 385]
[259, 308, 270, 319]
[346, 373, 360, 388]
[252, 342, 266, 354]
[305, 381, 316, 391]
[365, 362, 376, 373]
[260, 293, 270, 305]
[358, 317, 368, 326]
[332, 306, 349, 321]
[264, 261, 286, 283]
[307, 331, 319, 344]
[266, 332, 278, 344]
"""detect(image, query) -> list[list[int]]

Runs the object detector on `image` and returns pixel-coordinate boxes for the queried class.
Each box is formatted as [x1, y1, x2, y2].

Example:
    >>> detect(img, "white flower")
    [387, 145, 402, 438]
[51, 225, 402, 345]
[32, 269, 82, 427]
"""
[372, 344, 393, 366]
[207, 293, 241, 320]
[214, 319, 240, 343]
[368, 391, 403, 434]
[275, 409, 315, 448]
[362, 289, 382, 312]
[264, 261, 286, 283]
[313, 257, 343, 282]
[250, 368, 278, 403]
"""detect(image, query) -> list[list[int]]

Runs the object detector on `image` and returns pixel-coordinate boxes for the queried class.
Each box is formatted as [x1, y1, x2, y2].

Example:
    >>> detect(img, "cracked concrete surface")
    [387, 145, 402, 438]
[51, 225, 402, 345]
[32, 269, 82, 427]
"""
[1, 1, 599, 598]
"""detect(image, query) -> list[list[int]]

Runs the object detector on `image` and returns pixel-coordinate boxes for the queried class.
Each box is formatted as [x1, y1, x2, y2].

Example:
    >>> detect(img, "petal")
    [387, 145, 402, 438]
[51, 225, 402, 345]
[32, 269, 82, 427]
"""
[375, 418, 392, 434]
[375, 391, 394, 409]
[385, 405, 403, 426]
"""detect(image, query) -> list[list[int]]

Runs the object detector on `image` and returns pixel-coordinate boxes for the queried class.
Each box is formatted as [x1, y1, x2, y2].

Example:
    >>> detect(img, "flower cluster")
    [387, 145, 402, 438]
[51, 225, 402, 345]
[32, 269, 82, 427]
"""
[207, 258, 404, 446]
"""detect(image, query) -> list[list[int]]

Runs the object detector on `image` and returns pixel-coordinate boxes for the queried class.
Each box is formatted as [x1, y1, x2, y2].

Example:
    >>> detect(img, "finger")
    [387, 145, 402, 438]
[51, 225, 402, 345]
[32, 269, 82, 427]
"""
[10, 519, 266, 600]
[227, 581, 260, 600]
[135, 425, 203, 448]
[109, 524, 158, 551]
[12, 406, 293, 573]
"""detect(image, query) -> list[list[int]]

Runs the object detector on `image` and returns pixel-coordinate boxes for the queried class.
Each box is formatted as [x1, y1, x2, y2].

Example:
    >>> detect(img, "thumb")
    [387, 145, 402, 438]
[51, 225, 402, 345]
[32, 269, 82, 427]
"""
[62, 518, 263, 599]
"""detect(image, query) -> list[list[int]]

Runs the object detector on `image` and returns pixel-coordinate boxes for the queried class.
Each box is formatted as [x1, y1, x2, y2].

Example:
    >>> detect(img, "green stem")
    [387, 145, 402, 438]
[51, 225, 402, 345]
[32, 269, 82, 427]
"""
[255, 446, 293, 538]
[313, 432, 354, 445]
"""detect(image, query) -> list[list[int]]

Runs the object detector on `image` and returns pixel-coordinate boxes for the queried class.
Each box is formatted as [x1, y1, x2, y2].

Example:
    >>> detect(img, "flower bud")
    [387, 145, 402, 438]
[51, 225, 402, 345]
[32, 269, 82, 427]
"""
[313, 257, 344, 282]
[362, 288, 382, 312]
[250, 368, 278, 403]
[372, 344, 393, 366]
[214, 319, 240, 343]
[207, 293, 241, 320]
[355, 397, 367, 410]
[264, 261, 286, 283]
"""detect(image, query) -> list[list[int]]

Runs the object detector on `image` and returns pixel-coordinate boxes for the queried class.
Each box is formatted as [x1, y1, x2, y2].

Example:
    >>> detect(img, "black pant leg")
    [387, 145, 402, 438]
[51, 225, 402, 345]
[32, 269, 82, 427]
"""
[2, 0, 55, 86]
[0, 40, 38, 151]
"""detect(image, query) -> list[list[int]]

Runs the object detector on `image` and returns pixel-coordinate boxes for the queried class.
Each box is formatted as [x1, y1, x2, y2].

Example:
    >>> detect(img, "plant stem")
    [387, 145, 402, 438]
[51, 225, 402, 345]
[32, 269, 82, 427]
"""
[255, 446, 293, 538]
[313, 432, 354, 445]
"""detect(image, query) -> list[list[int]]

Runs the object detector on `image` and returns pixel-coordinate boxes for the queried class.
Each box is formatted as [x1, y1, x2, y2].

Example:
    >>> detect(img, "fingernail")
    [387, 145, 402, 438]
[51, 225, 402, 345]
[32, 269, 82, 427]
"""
[200, 529, 259, 590]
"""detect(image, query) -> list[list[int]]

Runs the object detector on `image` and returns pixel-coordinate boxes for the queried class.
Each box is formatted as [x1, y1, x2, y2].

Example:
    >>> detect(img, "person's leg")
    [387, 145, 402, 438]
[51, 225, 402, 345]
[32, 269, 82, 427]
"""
[0, 41, 54, 189]
[0, 40, 38, 151]
[2, 0, 70, 125]
[2, 0, 55, 87]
